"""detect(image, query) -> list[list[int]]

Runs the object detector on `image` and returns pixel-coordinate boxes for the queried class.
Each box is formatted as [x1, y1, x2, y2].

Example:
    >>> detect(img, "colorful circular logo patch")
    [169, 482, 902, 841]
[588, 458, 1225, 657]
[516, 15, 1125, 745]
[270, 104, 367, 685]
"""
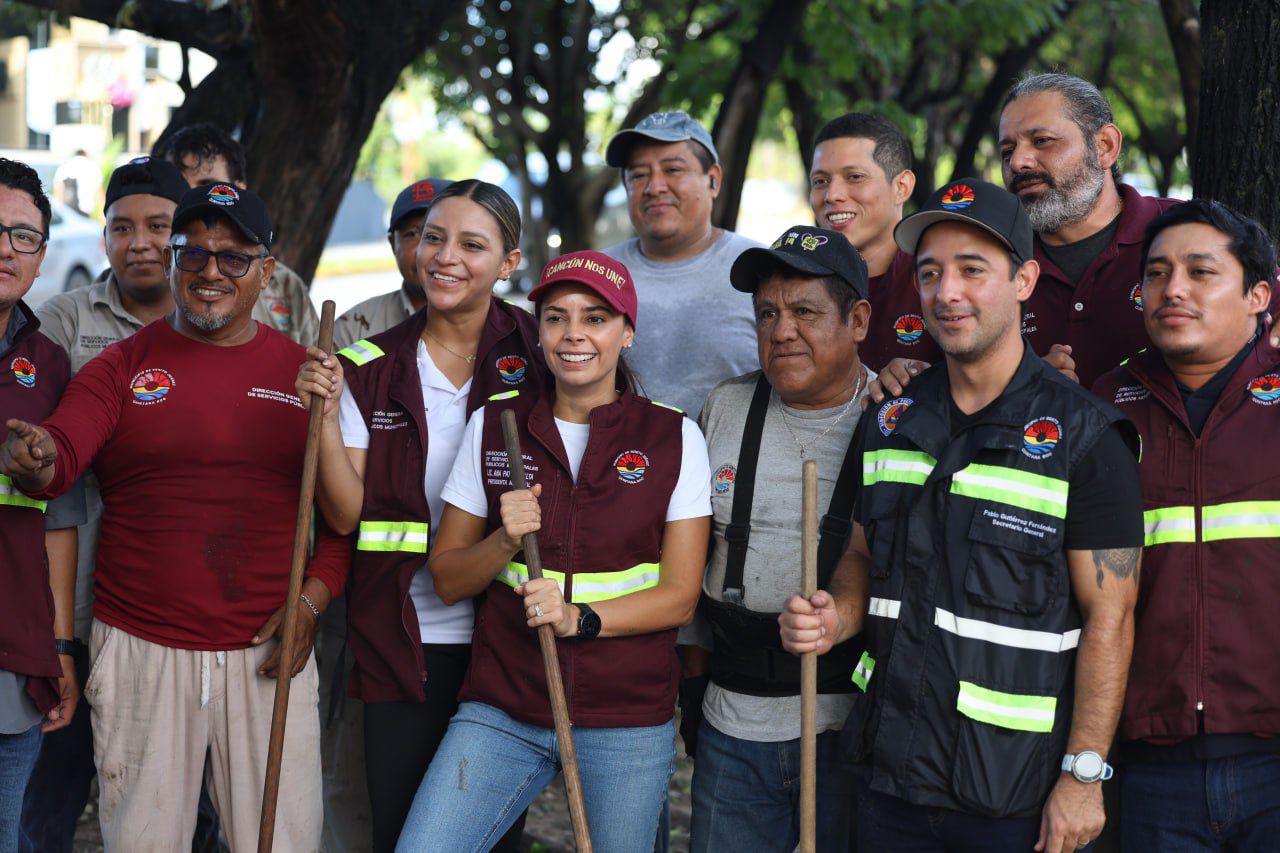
[893, 314, 925, 345]
[614, 450, 650, 484]
[269, 302, 291, 328]
[713, 464, 736, 494]
[940, 184, 975, 210]
[10, 356, 36, 388]
[1130, 282, 1143, 311]
[497, 355, 527, 385]
[878, 397, 913, 437]
[1249, 374, 1280, 405]
[1022, 417, 1062, 459]
[130, 368, 175, 405]
[206, 184, 239, 206]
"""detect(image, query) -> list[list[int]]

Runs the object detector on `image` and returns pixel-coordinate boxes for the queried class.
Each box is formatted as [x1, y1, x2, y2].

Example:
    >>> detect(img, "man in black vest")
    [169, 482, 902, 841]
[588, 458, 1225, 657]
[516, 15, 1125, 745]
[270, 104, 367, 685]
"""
[781, 180, 1144, 852]
[682, 225, 873, 851]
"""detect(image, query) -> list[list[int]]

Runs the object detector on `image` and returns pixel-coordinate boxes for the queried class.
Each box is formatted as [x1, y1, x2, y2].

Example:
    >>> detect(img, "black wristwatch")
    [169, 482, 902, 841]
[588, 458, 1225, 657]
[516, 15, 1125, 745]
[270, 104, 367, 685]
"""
[574, 602, 601, 640]
[55, 638, 77, 657]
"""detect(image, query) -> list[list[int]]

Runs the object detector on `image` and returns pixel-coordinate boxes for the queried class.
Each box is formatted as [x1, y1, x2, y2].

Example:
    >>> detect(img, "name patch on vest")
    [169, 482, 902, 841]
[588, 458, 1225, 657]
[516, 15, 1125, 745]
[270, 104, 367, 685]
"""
[370, 409, 409, 431]
[978, 507, 1060, 540]
[1112, 385, 1151, 405]
[484, 449, 539, 487]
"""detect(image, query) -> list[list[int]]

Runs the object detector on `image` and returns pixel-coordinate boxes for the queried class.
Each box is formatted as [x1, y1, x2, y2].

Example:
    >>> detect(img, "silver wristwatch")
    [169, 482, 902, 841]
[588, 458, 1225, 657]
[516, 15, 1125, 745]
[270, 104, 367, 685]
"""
[1061, 750, 1113, 783]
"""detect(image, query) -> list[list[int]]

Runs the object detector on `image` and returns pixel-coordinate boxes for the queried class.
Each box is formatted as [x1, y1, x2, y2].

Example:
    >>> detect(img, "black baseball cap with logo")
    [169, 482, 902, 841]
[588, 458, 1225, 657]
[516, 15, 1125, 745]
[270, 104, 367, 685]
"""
[894, 178, 1034, 264]
[104, 157, 189, 212]
[171, 183, 273, 250]
[389, 178, 453, 232]
[730, 225, 870, 300]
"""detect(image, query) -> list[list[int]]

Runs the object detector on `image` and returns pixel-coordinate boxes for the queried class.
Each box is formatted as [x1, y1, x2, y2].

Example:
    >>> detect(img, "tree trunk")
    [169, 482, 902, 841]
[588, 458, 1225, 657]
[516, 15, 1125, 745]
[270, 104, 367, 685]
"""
[21, 0, 465, 283]
[710, 0, 811, 232]
[1159, 0, 1202, 162]
[1193, 0, 1280, 237]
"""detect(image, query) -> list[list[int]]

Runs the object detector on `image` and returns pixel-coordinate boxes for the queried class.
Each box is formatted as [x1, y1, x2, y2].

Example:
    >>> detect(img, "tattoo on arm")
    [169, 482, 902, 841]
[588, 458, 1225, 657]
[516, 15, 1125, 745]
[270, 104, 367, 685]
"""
[1091, 547, 1140, 589]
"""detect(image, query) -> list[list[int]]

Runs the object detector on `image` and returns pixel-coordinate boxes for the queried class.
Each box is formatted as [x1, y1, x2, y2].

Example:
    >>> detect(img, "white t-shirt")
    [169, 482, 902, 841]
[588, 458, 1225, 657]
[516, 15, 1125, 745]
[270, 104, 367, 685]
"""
[339, 340, 474, 644]
[441, 407, 713, 525]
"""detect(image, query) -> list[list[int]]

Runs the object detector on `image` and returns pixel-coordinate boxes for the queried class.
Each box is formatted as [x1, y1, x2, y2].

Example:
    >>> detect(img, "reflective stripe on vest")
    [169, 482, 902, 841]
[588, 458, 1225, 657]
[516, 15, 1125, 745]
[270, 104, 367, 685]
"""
[852, 651, 876, 691]
[1202, 501, 1280, 542]
[1144, 506, 1196, 545]
[356, 520, 429, 553]
[935, 607, 1079, 653]
[651, 401, 684, 414]
[869, 597, 901, 620]
[497, 561, 659, 602]
[0, 474, 47, 512]
[950, 464, 1069, 519]
[488, 390, 520, 402]
[337, 339, 385, 366]
[863, 449, 936, 487]
[956, 680, 1057, 733]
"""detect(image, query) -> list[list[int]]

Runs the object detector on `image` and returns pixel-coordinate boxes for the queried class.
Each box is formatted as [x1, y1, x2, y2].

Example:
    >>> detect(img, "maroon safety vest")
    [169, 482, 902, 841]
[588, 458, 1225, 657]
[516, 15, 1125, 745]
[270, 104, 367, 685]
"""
[339, 297, 547, 703]
[0, 302, 71, 713]
[1094, 336, 1280, 741]
[459, 388, 685, 728]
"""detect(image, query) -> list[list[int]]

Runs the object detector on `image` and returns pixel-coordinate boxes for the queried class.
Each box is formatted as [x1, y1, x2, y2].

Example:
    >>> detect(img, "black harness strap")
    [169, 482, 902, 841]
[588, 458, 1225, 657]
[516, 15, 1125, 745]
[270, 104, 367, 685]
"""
[722, 374, 860, 598]
[721, 375, 772, 604]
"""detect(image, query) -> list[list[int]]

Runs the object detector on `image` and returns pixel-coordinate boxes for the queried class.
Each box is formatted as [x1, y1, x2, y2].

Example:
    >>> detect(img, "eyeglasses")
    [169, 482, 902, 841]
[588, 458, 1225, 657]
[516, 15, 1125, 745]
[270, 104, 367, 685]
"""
[172, 245, 268, 279]
[0, 223, 47, 254]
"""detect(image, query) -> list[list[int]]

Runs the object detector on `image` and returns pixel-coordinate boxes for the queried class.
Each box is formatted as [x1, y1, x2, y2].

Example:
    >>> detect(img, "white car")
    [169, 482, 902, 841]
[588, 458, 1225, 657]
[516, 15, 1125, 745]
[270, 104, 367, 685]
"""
[24, 201, 107, 307]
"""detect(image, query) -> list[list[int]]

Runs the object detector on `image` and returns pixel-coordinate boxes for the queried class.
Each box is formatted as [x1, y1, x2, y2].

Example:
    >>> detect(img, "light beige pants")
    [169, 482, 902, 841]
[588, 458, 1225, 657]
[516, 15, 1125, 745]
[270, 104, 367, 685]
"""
[85, 619, 323, 852]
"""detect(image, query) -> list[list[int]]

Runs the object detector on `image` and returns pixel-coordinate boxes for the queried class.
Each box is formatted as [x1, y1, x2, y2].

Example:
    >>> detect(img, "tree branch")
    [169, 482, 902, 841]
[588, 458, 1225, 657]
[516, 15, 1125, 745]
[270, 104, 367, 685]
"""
[18, 0, 242, 58]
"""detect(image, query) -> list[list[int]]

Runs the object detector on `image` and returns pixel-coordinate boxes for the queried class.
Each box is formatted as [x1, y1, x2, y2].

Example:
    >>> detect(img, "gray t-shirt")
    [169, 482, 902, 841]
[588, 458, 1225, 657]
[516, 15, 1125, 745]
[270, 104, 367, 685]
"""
[602, 232, 759, 417]
[687, 368, 874, 742]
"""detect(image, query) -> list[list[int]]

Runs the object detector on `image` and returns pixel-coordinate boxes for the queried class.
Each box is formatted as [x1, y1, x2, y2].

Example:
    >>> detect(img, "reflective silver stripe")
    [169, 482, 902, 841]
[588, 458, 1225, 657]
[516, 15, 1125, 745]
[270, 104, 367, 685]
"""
[868, 597, 900, 619]
[934, 607, 1079, 653]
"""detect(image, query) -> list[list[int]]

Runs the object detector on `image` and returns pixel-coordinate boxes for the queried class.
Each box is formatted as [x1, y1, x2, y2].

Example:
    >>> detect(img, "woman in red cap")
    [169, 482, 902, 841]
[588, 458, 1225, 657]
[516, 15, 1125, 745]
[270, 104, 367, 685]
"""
[296, 179, 544, 851]
[395, 250, 712, 852]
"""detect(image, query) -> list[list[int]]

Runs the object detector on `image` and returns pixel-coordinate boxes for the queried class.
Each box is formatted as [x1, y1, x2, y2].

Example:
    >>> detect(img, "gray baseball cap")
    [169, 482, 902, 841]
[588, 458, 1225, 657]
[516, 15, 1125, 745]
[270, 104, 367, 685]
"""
[605, 111, 719, 168]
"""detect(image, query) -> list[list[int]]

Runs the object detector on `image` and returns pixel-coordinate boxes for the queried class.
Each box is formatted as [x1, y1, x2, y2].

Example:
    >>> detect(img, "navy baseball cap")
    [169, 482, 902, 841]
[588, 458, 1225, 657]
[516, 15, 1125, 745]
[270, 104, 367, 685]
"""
[731, 225, 870, 301]
[605, 111, 719, 168]
[104, 157, 188, 212]
[389, 178, 452, 232]
[894, 178, 1034, 264]
[172, 183, 273, 250]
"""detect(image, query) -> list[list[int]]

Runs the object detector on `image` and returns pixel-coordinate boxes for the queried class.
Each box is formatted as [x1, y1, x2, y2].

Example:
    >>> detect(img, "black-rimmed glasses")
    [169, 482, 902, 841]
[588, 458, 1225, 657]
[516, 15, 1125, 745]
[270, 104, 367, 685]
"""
[172, 245, 269, 278]
[0, 223, 47, 254]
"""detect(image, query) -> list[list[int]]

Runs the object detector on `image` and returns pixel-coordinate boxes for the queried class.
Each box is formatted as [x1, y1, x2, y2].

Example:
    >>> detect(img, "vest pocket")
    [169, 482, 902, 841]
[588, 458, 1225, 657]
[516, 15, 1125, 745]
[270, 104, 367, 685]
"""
[950, 679, 1058, 817]
[964, 504, 1064, 616]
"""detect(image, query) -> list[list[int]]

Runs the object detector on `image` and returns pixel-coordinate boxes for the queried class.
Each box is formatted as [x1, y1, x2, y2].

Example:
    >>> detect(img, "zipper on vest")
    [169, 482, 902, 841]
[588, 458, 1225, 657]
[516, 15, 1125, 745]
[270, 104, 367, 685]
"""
[1164, 423, 1176, 479]
[1193, 435, 1205, 725]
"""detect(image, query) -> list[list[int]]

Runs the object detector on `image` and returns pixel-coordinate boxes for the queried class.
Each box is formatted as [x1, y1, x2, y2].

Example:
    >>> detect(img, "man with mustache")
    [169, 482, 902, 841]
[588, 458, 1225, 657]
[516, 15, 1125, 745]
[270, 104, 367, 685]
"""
[997, 72, 1179, 388]
[1093, 199, 1280, 850]
[781, 180, 1144, 852]
[603, 111, 760, 417]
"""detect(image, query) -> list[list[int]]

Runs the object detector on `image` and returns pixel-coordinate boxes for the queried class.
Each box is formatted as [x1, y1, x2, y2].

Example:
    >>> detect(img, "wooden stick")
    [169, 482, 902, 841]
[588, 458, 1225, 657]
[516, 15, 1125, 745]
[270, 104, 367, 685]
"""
[500, 408, 593, 852]
[257, 300, 335, 853]
[799, 459, 819, 853]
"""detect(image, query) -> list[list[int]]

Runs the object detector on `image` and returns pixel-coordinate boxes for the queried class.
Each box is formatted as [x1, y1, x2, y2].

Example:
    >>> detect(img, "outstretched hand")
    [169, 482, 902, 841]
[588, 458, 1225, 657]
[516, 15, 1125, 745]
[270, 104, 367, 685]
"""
[864, 359, 929, 408]
[1, 418, 58, 490]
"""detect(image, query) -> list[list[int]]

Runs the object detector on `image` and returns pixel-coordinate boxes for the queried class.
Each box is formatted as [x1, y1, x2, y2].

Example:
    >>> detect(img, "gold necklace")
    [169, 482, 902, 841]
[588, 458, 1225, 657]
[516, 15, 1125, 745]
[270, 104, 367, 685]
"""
[423, 329, 476, 364]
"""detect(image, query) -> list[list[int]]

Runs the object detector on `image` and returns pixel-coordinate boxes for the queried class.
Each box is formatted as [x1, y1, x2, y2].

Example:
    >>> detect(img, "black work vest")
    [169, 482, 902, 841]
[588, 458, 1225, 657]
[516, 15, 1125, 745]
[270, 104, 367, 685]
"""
[702, 374, 863, 696]
[845, 344, 1135, 818]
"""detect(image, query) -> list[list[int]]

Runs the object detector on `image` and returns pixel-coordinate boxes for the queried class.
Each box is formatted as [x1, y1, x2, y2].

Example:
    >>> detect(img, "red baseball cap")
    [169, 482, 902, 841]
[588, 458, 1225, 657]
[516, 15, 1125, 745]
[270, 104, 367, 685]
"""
[528, 250, 639, 329]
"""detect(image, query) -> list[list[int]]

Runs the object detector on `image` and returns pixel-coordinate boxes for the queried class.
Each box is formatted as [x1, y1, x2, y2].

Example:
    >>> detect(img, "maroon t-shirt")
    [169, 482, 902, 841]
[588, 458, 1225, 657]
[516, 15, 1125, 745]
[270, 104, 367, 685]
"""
[37, 319, 349, 650]
[1022, 184, 1180, 387]
[861, 249, 943, 372]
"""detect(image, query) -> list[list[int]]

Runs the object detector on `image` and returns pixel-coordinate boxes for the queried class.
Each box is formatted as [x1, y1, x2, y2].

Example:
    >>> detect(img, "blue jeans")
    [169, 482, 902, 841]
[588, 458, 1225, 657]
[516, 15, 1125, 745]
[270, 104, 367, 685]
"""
[1121, 753, 1280, 851]
[0, 724, 42, 850]
[853, 773, 1073, 852]
[397, 701, 674, 853]
[690, 720, 852, 851]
